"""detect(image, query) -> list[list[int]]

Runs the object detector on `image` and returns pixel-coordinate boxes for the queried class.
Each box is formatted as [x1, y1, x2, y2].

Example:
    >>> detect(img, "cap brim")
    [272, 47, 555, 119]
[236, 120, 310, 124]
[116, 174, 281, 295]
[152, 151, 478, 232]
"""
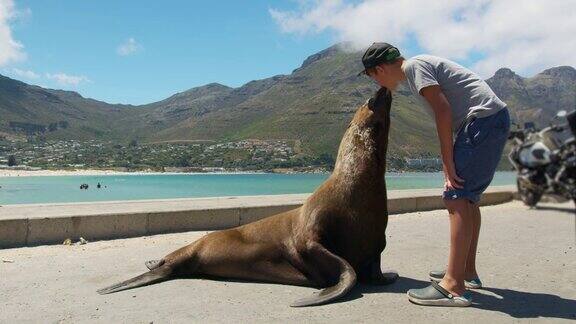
[357, 69, 368, 77]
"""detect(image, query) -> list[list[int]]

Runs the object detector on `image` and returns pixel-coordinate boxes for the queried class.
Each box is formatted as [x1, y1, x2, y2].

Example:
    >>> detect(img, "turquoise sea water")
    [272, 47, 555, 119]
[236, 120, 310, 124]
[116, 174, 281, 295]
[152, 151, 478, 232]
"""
[0, 172, 516, 205]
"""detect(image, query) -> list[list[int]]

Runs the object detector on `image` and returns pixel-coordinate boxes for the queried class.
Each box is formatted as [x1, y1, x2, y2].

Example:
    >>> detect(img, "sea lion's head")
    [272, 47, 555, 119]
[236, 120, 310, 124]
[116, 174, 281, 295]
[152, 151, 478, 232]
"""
[348, 86, 392, 151]
[353, 86, 392, 131]
[334, 87, 392, 177]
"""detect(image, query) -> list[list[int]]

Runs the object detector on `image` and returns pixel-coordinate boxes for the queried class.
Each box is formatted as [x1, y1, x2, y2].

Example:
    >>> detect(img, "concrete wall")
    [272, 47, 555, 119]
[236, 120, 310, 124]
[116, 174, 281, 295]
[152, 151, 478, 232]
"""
[0, 186, 514, 249]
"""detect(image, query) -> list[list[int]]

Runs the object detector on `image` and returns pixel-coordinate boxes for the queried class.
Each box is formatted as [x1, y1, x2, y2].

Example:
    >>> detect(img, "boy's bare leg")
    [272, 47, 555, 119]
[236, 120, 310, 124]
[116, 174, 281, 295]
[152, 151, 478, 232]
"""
[465, 203, 481, 279]
[440, 198, 473, 296]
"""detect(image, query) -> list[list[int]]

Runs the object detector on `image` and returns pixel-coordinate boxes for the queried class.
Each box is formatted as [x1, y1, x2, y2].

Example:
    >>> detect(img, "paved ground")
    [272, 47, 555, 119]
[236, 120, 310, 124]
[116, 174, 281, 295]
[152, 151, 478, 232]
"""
[1, 200, 574, 323]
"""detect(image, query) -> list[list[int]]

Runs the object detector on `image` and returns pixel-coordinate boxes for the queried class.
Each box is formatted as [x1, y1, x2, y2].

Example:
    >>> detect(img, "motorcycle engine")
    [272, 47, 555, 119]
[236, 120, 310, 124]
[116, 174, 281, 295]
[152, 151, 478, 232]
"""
[519, 142, 552, 167]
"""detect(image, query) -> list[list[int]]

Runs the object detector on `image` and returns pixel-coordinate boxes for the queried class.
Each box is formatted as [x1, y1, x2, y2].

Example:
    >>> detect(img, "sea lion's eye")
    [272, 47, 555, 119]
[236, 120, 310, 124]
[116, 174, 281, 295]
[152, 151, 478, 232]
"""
[367, 98, 375, 110]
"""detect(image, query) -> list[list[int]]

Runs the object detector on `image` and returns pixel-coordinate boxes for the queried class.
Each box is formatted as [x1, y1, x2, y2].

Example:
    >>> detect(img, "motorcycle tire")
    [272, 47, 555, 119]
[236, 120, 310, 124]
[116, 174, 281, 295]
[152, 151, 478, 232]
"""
[517, 178, 542, 207]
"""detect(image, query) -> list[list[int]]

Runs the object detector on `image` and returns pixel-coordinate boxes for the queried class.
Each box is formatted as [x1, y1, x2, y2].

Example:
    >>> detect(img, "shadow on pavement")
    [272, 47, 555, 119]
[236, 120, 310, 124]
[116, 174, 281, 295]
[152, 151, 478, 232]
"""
[191, 275, 430, 305]
[184, 274, 576, 319]
[473, 287, 576, 320]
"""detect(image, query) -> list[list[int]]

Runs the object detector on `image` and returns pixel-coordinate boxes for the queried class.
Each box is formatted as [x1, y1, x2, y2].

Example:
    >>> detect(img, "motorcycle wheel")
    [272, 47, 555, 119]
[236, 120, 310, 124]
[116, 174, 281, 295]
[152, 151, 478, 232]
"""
[517, 178, 542, 207]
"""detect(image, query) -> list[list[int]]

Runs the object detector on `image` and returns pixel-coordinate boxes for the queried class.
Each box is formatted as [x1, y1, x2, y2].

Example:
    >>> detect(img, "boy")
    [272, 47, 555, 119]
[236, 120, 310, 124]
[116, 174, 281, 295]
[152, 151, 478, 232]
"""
[360, 42, 510, 307]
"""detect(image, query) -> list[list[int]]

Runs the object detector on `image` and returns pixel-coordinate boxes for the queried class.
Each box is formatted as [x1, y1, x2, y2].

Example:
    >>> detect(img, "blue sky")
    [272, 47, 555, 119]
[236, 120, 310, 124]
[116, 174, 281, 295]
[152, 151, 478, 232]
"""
[2, 1, 572, 105]
[1, 1, 342, 105]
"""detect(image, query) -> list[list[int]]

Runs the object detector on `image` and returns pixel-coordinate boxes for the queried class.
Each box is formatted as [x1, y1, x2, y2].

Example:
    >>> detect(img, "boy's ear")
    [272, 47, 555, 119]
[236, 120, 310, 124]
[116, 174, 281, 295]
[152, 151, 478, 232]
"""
[375, 64, 387, 75]
[368, 87, 391, 111]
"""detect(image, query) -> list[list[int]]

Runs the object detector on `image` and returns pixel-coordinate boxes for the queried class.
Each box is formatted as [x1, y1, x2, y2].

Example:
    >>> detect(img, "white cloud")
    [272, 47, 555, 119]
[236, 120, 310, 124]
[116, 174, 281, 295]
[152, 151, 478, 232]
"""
[46, 73, 90, 86]
[116, 37, 143, 56]
[270, 0, 576, 77]
[12, 67, 39, 79]
[0, 0, 26, 66]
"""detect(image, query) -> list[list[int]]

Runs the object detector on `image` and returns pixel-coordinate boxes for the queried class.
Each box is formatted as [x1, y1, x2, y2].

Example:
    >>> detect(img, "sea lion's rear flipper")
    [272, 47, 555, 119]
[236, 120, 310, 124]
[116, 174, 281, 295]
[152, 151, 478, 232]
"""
[290, 243, 357, 307]
[97, 265, 172, 295]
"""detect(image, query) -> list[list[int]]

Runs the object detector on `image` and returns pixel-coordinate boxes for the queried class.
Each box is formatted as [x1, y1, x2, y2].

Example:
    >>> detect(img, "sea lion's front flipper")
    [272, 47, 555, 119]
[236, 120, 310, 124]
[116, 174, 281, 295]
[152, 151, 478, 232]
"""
[290, 243, 356, 307]
[145, 259, 165, 270]
[358, 256, 399, 285]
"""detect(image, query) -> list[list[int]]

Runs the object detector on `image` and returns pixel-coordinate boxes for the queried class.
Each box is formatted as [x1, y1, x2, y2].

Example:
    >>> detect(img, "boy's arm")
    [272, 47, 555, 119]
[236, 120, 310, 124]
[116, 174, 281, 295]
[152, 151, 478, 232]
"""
[420, 85, 464, 189]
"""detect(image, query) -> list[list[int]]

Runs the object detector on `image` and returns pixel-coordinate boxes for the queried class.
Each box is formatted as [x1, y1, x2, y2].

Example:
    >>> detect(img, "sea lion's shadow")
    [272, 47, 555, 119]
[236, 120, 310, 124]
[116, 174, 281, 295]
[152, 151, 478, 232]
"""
[182, 274, 428, 303]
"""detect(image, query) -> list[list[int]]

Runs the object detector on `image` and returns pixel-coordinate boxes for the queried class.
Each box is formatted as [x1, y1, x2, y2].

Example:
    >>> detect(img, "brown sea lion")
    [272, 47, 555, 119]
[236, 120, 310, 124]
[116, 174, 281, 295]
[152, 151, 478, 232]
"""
[98, 87, 397, 307]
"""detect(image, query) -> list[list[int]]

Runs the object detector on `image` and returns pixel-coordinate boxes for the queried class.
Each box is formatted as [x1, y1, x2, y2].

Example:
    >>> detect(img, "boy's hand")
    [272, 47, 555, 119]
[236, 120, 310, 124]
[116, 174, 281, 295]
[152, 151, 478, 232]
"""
[444, 166, 465, 190]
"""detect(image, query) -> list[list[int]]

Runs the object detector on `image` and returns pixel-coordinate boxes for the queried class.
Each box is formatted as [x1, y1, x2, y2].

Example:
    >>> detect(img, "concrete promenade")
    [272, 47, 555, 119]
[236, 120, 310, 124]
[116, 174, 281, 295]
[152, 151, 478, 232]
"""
[0, 186, 514, 248]
[0, 200, 574, 323]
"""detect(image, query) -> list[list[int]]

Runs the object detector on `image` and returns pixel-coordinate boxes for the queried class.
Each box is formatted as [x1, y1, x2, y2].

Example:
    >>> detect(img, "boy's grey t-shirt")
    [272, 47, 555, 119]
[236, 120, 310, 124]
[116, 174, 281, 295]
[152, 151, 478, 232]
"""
[402, 54, 506, 133]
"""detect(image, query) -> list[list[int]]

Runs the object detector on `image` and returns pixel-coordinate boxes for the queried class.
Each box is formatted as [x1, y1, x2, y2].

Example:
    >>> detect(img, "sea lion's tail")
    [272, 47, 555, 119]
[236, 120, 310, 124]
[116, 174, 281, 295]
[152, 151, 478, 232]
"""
[97, 265, 172, 295]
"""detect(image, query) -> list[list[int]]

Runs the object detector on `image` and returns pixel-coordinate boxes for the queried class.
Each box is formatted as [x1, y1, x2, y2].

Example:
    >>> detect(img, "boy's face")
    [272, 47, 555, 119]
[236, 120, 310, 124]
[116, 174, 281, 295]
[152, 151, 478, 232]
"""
[368, 64, 400, 91]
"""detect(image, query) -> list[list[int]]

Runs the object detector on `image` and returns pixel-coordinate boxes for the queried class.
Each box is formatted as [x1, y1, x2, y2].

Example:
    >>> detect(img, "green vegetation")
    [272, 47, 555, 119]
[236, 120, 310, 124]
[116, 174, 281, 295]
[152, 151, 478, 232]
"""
[0, 138, 445, 172]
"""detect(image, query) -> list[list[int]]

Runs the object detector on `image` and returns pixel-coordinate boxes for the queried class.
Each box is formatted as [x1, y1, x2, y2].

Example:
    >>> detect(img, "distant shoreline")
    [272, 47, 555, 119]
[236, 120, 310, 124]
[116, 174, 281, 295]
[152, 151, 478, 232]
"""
[1, 168, 515, 178]
[0, 169, 271, 178]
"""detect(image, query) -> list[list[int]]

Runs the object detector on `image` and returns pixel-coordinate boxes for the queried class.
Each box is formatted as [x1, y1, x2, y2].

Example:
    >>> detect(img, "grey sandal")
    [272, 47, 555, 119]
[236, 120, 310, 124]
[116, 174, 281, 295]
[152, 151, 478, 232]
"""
[407, 281, 473, 307]
[429, 270, 483, 289]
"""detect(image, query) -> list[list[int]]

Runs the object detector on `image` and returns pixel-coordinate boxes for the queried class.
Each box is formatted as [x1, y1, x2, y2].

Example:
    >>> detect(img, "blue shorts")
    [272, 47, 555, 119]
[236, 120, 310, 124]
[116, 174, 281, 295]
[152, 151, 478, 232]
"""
[443, 108, 511, 204]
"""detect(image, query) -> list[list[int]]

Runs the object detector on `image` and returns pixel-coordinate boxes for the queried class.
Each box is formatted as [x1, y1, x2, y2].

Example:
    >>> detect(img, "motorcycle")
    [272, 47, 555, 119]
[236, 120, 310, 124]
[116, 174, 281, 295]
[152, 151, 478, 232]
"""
[508, 110, 576, 207]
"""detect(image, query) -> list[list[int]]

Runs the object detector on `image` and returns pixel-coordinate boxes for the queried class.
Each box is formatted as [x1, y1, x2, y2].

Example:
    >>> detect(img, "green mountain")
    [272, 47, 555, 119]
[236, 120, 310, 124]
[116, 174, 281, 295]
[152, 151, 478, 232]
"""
[139, 45, 437, 157]
[1, 44, 574, 158]
[486, 66, 576, 126]
[0, 74, 146, 140]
